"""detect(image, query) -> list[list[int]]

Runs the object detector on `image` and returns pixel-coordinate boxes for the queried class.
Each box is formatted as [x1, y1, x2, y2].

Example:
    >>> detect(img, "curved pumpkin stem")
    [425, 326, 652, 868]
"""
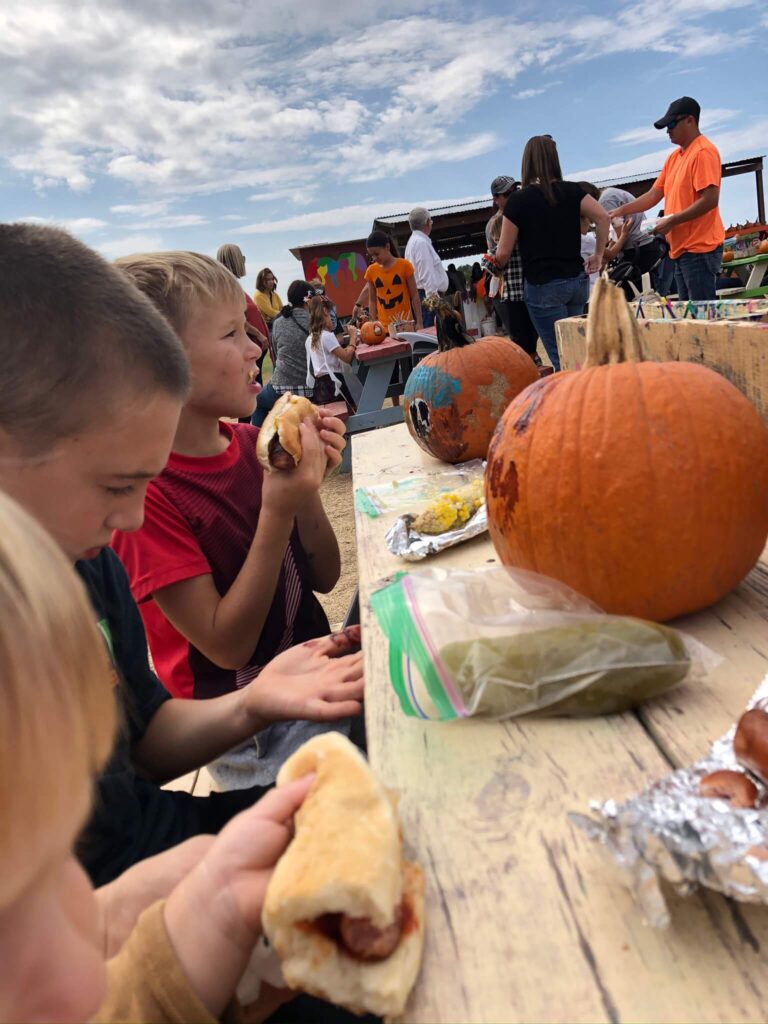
[425, 291, 474, 351]
[584, 275, 645, 367]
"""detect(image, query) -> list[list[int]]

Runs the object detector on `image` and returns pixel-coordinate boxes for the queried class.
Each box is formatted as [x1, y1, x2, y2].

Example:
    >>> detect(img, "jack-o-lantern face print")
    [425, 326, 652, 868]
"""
[365, 258, 413, 325]
[382, 270, 405, 309]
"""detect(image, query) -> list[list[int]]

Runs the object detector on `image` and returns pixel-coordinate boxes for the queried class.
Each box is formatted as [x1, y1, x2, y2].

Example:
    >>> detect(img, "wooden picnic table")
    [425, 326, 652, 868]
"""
[339, 333, 437, 472]
[353, 420, 768, 1024]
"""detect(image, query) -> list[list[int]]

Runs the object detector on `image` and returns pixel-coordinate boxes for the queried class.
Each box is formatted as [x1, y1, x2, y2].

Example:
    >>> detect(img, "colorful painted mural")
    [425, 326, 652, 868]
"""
[296, 239, 368, 317]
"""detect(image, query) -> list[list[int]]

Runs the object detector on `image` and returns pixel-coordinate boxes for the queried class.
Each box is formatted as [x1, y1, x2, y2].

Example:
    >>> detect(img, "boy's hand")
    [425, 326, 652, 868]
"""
[98, 835, 214, 958]
[261, 421, 328, 514]
[241, 632, 364, 727]
[317, 411, 346, 476]
[164, 777, 314, 1018]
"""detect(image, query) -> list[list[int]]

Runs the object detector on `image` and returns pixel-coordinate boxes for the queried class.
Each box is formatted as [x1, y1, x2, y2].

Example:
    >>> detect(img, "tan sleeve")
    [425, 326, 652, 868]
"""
[96, 900, 241, 1024]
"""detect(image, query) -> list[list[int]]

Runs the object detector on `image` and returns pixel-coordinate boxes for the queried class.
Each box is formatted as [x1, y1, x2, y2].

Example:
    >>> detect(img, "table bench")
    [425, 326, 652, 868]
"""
[353, 420, 768, 1023]
[338, 335, 417, 473]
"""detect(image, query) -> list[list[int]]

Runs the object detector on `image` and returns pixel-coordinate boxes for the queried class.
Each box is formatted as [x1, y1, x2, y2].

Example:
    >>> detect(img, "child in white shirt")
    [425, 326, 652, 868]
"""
[305, 296, 359, 410]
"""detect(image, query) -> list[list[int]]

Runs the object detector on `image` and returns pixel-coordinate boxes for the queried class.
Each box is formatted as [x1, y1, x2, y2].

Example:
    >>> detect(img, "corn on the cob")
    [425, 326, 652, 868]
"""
[411, 479, 484, 535]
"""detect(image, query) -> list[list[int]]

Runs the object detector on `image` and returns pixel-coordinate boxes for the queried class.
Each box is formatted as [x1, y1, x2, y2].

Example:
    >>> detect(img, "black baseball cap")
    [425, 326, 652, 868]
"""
[654, 96, 700, 129]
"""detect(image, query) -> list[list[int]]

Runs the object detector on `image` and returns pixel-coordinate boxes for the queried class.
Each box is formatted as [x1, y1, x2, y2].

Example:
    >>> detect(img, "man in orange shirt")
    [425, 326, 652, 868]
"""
[611, 97, 724, 300]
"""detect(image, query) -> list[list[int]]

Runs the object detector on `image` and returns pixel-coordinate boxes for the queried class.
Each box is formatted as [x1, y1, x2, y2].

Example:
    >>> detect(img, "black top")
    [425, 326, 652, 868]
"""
[503, 181, 586, 285]
[76, 549, 178, 884]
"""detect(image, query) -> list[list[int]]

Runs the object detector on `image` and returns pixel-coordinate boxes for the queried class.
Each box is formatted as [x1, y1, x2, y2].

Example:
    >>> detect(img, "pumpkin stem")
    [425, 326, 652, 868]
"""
[584, 275, 645, 367]
[425, 291, 474, 351]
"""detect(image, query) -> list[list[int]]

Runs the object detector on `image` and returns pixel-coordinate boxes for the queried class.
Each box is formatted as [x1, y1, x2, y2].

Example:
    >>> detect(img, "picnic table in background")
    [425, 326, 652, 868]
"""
[723, 251, 768, 296]
[353, 419, 768, 1023]
[339, 330, 438, 472]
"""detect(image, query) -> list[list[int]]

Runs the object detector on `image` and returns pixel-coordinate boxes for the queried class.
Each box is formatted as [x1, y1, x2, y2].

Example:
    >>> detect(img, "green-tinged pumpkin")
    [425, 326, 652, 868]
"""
[485, 277, 768, 621]
[403, 299, 538, 463]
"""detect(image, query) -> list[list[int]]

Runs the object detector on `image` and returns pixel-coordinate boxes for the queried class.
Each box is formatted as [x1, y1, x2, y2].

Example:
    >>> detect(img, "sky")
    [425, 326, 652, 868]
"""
[1, 0, 767, 290]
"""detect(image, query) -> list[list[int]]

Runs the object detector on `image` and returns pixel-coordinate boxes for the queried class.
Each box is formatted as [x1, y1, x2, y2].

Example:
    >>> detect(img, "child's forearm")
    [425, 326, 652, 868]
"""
[296, 493, 341, 593]
[154, 507, 295, 673]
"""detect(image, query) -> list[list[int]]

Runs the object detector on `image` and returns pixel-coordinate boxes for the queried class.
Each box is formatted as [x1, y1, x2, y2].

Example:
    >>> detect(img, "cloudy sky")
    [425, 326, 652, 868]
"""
[1, 0, 766, 288]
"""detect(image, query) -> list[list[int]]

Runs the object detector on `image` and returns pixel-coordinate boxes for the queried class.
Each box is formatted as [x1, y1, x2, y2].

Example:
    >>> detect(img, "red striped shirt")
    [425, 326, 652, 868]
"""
[112, 421, 327, 699]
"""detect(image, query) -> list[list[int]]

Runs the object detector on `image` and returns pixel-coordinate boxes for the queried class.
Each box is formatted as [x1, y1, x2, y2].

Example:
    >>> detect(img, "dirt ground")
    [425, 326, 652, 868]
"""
[317, 471, 357, 628]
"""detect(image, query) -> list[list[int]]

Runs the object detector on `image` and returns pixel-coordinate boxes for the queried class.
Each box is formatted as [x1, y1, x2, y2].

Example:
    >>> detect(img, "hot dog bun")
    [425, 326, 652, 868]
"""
[262, 733, 425, 1019]
[255, 393, 318, 472]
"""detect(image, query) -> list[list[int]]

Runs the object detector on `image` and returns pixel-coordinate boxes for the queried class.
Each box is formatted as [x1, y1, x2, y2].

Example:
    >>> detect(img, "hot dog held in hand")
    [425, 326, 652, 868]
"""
[255, 393, 319, 472]
[262, 733, 425, 1019]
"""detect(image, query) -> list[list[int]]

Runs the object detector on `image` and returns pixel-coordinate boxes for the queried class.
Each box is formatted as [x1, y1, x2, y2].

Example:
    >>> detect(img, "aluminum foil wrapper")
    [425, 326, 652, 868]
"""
[384, 505, 488, 561]
[572, 675, 768, 928]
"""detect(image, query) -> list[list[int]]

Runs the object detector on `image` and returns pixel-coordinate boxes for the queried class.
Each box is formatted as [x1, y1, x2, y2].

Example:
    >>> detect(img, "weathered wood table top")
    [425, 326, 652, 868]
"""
[352, 420, 768, 1024]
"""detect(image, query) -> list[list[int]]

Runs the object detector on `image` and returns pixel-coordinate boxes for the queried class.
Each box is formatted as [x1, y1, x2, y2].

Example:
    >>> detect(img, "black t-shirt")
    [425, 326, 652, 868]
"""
[76, 549, 179, 884]
[76, 549, 270, 885]
[503, 181, 586, 285]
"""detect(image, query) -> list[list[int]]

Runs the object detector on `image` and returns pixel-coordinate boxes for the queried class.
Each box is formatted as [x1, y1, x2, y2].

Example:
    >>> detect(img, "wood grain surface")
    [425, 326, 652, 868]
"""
[353, 421, 768, 1024]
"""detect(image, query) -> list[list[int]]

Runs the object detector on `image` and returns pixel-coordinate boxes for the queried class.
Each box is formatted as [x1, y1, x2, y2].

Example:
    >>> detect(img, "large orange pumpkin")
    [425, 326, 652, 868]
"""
[360, 320, 386, 345]
[759, 239, 768, 255]
[403, 300, 538, 462]
[485, 277, 768, 621]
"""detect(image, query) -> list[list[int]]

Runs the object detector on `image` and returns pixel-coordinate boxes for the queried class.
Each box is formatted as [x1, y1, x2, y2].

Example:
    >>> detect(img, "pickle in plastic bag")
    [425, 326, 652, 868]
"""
[370, 566, 713, 721]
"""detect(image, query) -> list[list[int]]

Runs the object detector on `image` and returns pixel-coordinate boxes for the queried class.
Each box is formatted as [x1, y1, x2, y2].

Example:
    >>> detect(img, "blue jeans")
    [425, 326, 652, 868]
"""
[251, 381, 278, 427]
[652, 254, 676, 296]
[523, 274, 589, 372]
[673, 245, 723, 301]
[417, 289, 435, 328]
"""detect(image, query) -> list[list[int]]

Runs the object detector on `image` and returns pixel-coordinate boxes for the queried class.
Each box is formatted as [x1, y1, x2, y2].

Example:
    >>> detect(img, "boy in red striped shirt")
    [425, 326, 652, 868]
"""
[113, 251, 351, 788]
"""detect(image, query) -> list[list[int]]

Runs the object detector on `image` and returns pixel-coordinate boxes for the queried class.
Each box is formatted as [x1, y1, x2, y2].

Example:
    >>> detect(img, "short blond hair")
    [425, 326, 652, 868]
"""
[116, 251, 244, 336]
[0, 491, 115, 902]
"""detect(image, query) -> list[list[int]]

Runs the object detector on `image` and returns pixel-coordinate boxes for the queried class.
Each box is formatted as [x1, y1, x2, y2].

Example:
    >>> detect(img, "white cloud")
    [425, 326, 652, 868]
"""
[222, 213, 245, 221]
[0, 0, 763, 206]
[16, 214, 108, 233]
[571, 118, 768, 184]
[97, 233, 164, 258]
[111, 201, 170, 217]
[612, 108, 740, 147]
[238, 195, 486, 236]
[124, 214, 208, 229]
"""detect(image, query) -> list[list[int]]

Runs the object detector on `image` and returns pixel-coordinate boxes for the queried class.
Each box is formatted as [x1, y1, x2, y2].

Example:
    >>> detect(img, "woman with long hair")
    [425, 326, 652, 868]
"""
[495, 135, 609, 370]
[253, 266, 283, 328]
[216, 242, 270, 353]
[251, 279, 315, 426]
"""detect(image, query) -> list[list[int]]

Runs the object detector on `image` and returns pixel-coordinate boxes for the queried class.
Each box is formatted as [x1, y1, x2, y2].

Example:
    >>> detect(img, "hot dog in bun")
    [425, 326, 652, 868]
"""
[255, 393, 318, 472]
[262, 733, 425, 1019]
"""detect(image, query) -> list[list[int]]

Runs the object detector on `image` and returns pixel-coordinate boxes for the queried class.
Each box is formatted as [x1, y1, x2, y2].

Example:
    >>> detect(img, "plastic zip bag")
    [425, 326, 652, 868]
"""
[370, 566, 717, 721]
[354, 459, 485, 518]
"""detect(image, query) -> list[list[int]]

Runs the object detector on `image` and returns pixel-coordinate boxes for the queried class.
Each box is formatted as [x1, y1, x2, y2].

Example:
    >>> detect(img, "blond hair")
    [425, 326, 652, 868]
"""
[116, 251, 244, 335]
[0, 491, 115, 902]
[216, 243, 246, 279]
[488, 211, 503, 243]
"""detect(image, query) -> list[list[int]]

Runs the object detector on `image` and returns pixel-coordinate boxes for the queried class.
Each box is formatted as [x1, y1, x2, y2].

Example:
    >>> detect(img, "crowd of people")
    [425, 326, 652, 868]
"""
[0, 92, 731, 1024]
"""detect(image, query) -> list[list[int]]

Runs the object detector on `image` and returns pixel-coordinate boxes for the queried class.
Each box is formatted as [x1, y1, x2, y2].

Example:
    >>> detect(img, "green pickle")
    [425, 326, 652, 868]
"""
[439, 618, 690, 717]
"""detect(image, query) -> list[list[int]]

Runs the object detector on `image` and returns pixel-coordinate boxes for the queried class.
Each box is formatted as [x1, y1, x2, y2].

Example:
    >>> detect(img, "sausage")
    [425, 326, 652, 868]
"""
[268, 434, 297, 471]
[339, 907, 403, 961]
[699, 769, 758, 809]
[734, 706, 768, 785]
